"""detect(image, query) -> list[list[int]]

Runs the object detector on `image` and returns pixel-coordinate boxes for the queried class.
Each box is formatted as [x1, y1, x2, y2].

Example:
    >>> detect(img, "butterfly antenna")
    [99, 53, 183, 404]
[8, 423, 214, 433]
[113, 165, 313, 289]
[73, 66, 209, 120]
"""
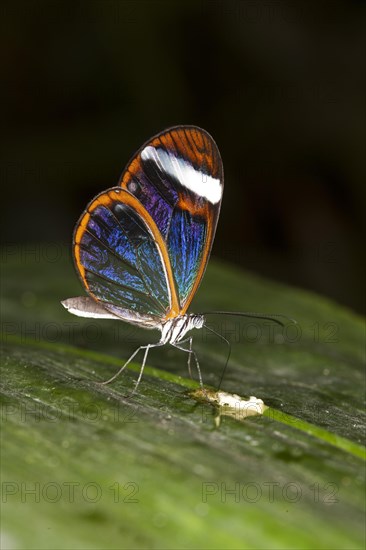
[201, 312, 296, 389]
[202, 311, 297, 327]
[203, 323, 231, 390]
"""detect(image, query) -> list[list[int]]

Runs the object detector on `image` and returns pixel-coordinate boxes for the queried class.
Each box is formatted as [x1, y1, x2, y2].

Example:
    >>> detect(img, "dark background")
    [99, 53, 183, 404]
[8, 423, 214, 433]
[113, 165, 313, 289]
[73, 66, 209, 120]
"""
[1, 0, 365, 314]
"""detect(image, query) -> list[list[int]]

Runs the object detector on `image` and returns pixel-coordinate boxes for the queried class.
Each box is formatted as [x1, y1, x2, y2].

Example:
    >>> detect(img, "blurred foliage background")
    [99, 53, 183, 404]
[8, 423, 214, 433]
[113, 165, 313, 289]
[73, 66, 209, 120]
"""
[1, 0, 364, 313]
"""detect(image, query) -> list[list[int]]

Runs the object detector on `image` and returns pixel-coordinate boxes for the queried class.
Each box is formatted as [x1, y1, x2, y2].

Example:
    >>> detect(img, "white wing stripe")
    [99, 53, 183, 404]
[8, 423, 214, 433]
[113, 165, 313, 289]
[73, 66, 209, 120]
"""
[141, 146, 222, 204]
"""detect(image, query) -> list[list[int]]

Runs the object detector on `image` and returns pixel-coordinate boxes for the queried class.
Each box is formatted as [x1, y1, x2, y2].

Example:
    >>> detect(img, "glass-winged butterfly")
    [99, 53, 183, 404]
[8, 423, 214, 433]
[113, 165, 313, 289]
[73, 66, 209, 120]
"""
[62, 126, 292, 390]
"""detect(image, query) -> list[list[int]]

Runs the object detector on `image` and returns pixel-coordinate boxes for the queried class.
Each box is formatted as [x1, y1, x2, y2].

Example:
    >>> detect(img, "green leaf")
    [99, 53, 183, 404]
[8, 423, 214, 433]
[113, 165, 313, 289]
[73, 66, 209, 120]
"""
[1, 246, 365, 549]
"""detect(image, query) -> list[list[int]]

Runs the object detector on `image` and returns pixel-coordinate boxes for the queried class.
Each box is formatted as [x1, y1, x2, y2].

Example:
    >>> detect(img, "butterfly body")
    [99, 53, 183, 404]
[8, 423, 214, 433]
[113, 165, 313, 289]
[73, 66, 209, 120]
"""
[159, 314, 205, 345]
[62, 125, 223, 386]
[62, 295, 204, 345]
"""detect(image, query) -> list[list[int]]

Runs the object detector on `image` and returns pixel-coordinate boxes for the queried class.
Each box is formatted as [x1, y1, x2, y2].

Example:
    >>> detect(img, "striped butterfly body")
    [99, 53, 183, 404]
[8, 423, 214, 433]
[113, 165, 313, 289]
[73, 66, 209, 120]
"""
[62, 126, 224, 388]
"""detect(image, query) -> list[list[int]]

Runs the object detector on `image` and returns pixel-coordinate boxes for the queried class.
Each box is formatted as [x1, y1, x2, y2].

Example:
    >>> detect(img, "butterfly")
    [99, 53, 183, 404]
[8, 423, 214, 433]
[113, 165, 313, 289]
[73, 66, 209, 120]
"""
[62, 125, 292, 390]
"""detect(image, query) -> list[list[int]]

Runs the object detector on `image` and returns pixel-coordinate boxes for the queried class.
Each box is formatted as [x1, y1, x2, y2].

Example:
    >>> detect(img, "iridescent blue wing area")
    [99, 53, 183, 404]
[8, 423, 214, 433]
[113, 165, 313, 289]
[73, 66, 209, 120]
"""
[73, 188, 177, 327]
[119, 126, 224, 315]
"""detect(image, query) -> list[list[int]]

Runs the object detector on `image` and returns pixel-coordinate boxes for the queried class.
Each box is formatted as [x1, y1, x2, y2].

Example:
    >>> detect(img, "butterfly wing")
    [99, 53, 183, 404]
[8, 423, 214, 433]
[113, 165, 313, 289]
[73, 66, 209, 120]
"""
[119, 125, 224, 315]
[67, 126, 223, 326]
[70, 187, 178, 328]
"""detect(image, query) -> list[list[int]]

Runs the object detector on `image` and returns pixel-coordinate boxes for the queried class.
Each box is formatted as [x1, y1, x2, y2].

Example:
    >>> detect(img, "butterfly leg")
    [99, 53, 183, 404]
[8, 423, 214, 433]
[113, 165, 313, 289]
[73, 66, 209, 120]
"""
[171, 339, 204, 389]
[187, 337, 194, 379]
[101, 343, 163, 386]
[132, 342, 164, 393]
[183, 336, 193, 378]
[175, 336, 193, 378]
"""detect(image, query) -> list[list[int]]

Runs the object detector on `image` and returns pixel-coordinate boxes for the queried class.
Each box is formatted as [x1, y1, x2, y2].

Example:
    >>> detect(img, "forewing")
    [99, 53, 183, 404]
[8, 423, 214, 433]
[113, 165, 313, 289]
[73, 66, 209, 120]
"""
[119, 126, 224, 315]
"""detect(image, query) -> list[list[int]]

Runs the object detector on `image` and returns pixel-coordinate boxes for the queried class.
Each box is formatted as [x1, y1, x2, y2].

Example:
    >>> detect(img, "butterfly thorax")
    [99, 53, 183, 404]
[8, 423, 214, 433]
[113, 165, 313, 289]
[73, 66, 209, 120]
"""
[159, 314, 205, 345]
